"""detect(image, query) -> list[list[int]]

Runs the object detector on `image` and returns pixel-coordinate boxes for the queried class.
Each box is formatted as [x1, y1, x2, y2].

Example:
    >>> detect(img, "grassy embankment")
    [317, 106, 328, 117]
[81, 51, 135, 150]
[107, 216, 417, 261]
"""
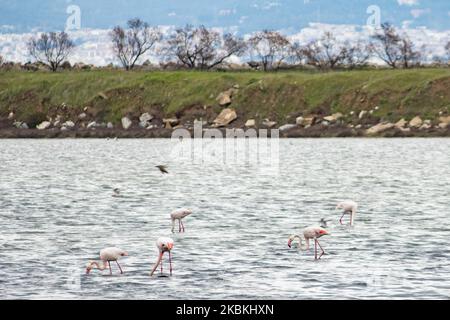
[0, 68, 449, 127]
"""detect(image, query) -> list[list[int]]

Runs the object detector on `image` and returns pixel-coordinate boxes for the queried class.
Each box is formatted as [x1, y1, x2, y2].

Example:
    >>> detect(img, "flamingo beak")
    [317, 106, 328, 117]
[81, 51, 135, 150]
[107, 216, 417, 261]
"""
[167, 243, 174, 250]
[288, 239, 292, 248]
[85, 268, 91, 275]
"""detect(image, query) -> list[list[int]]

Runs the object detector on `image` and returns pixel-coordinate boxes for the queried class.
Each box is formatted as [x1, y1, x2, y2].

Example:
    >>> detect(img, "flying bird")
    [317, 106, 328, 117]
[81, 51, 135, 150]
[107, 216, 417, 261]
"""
[150, 237, 174, 277]
[112, 188, 121, 197]
[171, 208, 193, 233]
[85, 247, 128, 275]
[156, 165, 169, 174]
[336, 200, 358, 226]
[319, 218, 330, 228]
[288, 226, 330, 260]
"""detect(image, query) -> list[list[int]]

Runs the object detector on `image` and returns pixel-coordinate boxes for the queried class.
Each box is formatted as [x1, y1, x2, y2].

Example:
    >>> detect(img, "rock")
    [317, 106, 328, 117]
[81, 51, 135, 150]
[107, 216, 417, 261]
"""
[349, 111, 355, 116]
[279, 124, 297, 132]
[395, 118, 407, 128]
[87, 121, 97, 129]
[163, 118, 180, 129]
[366, 122, 395, 135]
[262, 119, 277, 128]
[245, 119, 256, 127]
[36, 121, 51, 130]
[216, 91, 232, 106]
[303, 117, 315, 126]
[359, 110, 368, 119]
[216, 89, 237, 106]
[13, 121, 27, 129]
[438, 116, 450, 129]
[139, 113, 153, 123]
[7, 112, 14, 120]
[60, 126, 68, 131]
[107, 122, 114, 129]
[355, 124, 362, 129]
[121, 117, 132, 130]
[409, 116, 423, 128]
[321, 121, 330, 126]
[213, 108, 237, 127]
[323, 113, 343, 123]
[78, 113, 87, 120]
[420, 123, 431, 130]
[296, 117, 304, 125]
[62, 121, 75, 129]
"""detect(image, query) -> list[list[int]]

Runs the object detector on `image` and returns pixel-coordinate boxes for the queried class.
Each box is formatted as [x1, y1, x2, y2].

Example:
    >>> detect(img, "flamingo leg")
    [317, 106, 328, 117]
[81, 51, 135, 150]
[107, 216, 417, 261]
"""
[181, 220, 185, 232]
[160, 253, 164, 274]
[108, 261, 112, 275]
[169, 251, 173, 276]
[316, 240, 325, 259]
[339, 212, 346, 225]
[178, 220, 182, 233]
[314, 240, 318, 260]
[115, 261, 123, 274]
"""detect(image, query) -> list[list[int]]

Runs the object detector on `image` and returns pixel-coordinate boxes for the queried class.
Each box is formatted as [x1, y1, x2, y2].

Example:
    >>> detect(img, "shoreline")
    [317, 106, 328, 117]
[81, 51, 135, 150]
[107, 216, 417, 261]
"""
[1, 126, 449, 139]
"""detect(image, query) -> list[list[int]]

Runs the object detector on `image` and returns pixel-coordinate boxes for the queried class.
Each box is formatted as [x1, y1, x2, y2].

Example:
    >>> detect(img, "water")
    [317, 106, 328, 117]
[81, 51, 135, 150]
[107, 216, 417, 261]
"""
[0, 138, 449, 300]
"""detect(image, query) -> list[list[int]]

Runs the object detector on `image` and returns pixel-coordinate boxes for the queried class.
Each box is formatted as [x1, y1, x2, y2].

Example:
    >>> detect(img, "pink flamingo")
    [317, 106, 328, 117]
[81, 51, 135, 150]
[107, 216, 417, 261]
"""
[85, 247, 128, 275]
[171, 208, 192, 233]
[150, 237, 174, 277]
[288, 226, 330, 260]
[336, 201, 358, 226]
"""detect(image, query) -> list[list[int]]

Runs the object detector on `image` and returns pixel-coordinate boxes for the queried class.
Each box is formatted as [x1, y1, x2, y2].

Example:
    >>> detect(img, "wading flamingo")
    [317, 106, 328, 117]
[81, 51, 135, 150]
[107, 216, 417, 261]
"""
[171, 208, 192, 233]
[288, 227, 330, 260]
[86, 247, 128, 275]
[150, 237, 174, 277]
[336, 201, 358, 226]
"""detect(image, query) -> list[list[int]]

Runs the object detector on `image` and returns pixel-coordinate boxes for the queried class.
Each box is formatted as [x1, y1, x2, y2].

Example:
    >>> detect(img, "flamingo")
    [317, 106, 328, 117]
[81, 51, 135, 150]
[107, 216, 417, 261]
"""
[288, 226, 330, 260]
[336, 200, 358, 226]
[150, 237, 174, 277]
[85, 247, 128, 275]
[171, 208, 192, 233]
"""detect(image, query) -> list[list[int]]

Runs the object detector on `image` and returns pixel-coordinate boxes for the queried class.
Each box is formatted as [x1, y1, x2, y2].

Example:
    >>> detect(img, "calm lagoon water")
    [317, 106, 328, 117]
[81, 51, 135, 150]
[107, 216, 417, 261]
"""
[0, 138, 449, 299]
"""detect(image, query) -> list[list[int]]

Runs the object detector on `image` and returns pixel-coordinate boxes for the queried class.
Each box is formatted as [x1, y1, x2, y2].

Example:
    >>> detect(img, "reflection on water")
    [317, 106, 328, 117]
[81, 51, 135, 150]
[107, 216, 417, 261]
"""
[0, 139, 449, 299]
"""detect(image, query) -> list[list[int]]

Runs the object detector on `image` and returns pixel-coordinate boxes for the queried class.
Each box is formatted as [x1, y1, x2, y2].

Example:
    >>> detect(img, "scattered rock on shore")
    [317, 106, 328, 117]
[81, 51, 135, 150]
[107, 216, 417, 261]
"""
[323, 113, 343, 123]
[409, 116, 423, 128]
[213, 108, 237, 127]
[216, 89, 237, 106]
[36, 121, 51, 130]
[279, 124, 297, 132]
[395, 118, 407, 128]
[245, 119, 256, 127]
[121, 117, 132, 130]
[262, 119, 277, 128]
[163, 118, 180, 129]
[438, 116, 450, 129]
[366, 122, 395, 135]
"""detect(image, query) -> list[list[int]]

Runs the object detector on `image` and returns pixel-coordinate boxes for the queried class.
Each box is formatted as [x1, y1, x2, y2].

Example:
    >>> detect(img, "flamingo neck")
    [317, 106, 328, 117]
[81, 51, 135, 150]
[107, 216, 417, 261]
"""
[88, 261, 107, 271]
[150, 252, 164, 276]
[293, 236, 307, 251]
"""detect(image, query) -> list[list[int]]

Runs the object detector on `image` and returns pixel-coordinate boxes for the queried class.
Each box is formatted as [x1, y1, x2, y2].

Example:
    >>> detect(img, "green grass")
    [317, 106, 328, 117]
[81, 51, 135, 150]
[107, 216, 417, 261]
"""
[1, 68, 449, 125]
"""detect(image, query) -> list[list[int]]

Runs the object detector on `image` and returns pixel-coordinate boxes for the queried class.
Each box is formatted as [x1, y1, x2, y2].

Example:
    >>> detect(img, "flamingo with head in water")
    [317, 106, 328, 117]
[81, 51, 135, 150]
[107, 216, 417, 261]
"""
[86, 247, 128, 275]
[171, 208, 192, 233]
[150, 237, 174, 277]
[288, 226, 330, 260]
[336, 200, 358, 226]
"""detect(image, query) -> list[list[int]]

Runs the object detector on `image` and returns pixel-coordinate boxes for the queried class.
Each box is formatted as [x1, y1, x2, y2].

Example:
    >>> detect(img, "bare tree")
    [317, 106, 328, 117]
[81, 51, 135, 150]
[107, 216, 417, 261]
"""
[166, 25, 246, 70]
[398, 37, 421, 68]
[446, 42, 450, 62]
[27, 32, 75, 72]
[370, 23, 402, 68]
[247, 30, 291, 71]
[343, 41, 371, 69]
[295, 32, 348, 70]
[111, 18, 161, 70]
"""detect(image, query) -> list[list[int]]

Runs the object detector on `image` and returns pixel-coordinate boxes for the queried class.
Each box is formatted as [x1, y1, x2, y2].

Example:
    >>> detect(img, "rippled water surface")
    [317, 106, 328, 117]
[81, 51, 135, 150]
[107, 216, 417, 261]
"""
[0, 139, 449, 299]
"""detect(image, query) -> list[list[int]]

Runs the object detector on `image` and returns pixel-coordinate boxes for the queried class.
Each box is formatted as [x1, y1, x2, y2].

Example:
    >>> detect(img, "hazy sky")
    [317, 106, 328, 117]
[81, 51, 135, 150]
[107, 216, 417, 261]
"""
[0, 0, 449, 34]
